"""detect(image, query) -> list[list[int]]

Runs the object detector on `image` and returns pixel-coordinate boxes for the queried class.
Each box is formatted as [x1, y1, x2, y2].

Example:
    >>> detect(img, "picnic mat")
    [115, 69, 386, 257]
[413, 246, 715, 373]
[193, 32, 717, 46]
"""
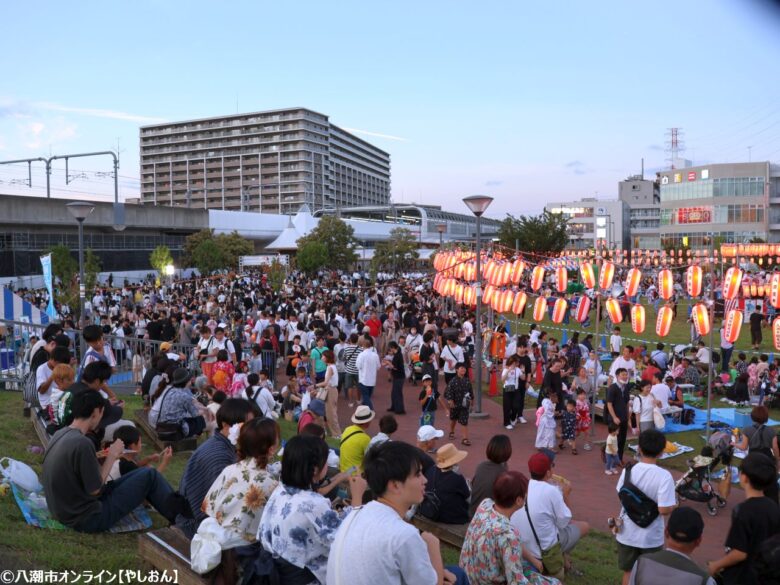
[11, 484, 152, 533]
[663, 406, 780, 434]
[629, 442, 694, 460]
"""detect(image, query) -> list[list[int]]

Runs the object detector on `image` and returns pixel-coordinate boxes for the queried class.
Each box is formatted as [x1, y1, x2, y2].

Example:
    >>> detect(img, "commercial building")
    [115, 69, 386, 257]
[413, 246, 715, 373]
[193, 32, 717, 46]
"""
[139, 108, 391, 214]
[546, 198, 630, 250]
[658, 162, 780, 249]
[619, 175, 661, 249]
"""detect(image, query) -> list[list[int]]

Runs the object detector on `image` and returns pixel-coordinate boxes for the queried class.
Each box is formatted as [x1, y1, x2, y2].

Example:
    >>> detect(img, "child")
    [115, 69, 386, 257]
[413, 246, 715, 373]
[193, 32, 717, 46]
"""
[534, 389, 558, 451]
[107, 424, 173, 480]
[708, 452, 780, 583]
[734, 352, 748, 377]
[367, 414, 398, 450]
[610, 326, 622, 357]
[229, 360, 249, 397]
[207, 390, 227, 419]
[79, 324, 119, 402]
[561, 398, 578, 454]
[575, 388, 592, 450]
[245, 372, 276, 419]
[604, 423, 620, 475]
[212, 349, 235, 393]
[418, 373, 447, 427]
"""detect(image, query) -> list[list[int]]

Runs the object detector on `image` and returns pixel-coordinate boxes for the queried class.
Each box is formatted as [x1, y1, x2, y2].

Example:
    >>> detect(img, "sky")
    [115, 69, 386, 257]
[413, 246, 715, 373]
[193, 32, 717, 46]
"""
[2, 0, 780, 218]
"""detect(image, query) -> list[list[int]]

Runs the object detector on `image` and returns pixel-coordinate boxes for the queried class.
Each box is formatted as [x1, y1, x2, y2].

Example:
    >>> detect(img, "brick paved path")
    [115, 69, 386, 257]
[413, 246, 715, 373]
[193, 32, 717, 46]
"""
[336, 374, 734, 564]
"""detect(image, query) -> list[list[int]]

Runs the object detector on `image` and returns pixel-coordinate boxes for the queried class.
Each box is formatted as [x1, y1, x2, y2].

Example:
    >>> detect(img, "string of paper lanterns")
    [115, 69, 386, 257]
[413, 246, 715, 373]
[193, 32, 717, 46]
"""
[432, 248, 780, 349]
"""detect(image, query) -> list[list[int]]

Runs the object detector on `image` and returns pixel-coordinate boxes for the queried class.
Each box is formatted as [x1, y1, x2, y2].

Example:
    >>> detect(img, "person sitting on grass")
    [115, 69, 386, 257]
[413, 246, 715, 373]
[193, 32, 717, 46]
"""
[327, 440, 468, 585]
[41, 389, 191, 533]
[708, 452, 780, 584]
[469, 434, 512, 518]
[463, 470, 561, 585]
[176, 398, 260, 538]
[628, 506, 715, 585]
[107, 424, 173, 480]
[339, 405, 375, 472]
[202, 417, 280, 543]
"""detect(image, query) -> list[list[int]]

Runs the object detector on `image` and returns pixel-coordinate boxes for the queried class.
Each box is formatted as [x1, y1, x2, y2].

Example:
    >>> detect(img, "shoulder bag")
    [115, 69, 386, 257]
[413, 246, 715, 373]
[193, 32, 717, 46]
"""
[524, 499, 563, 576]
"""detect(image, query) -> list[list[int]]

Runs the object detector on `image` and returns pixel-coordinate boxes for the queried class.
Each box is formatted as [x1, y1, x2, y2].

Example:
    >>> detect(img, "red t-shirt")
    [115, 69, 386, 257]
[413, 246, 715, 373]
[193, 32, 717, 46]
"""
[366, 318, 382, 338]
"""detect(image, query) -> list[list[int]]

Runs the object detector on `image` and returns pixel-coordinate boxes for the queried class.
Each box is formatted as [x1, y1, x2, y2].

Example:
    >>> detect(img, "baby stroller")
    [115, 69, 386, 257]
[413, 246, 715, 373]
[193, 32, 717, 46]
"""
[675, 431, 734, 516]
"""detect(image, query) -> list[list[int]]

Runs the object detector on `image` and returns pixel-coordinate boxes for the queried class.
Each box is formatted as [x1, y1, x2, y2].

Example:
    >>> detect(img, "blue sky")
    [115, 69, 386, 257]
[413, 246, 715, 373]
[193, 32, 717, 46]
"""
[2, 0, 780, 217]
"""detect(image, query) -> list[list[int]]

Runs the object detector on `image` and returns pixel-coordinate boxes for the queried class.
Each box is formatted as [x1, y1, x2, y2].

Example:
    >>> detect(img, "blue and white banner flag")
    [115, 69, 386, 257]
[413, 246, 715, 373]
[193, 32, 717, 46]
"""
[40, 253, 56, 319]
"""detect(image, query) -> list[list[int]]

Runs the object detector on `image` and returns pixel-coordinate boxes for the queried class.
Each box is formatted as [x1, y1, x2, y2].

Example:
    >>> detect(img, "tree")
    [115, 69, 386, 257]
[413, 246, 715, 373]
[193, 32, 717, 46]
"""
[149, 245, 174, 276]
[192, 239, 225, 275]
[498, 211, 568, 254]
[48, 244, 77, 285]
[296, 216, 358, 271]
[183, 229, 216, 267]
[371, 227, 419, 272]
[217, 231, 254, 270]
[84, 249, 101, 292]
[297, 241, 329, 275]
[266, 259, 287, 292]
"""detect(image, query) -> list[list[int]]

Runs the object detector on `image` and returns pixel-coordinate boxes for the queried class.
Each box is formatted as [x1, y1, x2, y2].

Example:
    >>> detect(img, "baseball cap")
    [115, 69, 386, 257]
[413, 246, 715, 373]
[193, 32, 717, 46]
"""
[422, 374, 432, 381]
[417, 425, 445, 442]
[528, 452, 553, 476]
[666, 506, 704, 543]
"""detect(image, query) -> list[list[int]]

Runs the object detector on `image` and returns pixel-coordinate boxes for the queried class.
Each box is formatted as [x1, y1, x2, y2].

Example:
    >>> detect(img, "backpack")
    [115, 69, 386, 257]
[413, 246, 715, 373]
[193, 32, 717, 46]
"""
[23, 370, 40, 408]
[54, 391, 74, 427]
[418, 468, 442, 520]
[618, 463, 659, 528]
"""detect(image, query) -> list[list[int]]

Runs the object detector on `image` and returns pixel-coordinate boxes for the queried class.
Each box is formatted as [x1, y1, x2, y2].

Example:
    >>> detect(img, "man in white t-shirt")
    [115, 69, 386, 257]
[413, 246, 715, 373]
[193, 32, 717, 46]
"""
[529, 325, 541, 346]
[356, 337, 381, 410]
[441, 338, 465, 384]
[609, 346, 637, 383]
[327, 441, 464, 585]
[610, 327, 623, 355]
[613, 429, 677, 584]
[649, 371, 670, 411]
[511, 452, 590, 577]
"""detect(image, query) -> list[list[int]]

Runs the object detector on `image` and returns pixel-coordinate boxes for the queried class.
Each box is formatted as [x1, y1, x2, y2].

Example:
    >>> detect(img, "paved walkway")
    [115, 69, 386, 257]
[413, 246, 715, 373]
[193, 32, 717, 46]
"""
[335, 374, 733, 564]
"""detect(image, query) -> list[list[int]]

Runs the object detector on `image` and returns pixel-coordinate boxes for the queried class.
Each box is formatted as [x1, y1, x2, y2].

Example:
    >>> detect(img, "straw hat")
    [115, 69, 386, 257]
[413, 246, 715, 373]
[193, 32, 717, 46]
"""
[435, 443, 468, 469]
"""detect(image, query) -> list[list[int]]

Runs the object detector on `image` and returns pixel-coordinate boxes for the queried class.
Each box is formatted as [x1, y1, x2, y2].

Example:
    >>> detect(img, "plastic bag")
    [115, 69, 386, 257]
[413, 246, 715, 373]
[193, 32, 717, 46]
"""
[652, 407, 666, 430]
[0, 457, 42, 493]
[190, 517, 245, 574]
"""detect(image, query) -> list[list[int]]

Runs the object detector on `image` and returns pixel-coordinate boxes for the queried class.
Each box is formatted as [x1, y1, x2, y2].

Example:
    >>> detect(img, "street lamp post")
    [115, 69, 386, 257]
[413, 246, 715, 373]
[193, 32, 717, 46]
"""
[66, 201, 96, 327]
[436, 223, 446, 248]
[463, 195, 494, 417]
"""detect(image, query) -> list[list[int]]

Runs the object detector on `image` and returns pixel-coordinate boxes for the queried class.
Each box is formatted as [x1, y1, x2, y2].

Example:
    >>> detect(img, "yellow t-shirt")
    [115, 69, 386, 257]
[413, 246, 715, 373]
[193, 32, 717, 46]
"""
[339, 424, 370, 472]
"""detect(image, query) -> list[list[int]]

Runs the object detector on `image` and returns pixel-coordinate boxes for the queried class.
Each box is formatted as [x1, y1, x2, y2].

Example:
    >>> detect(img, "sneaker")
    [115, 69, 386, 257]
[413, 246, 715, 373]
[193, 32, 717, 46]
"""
[605, 470, 613, 475]
[505, 424, 514, 430]
[518, 416, 527, 424]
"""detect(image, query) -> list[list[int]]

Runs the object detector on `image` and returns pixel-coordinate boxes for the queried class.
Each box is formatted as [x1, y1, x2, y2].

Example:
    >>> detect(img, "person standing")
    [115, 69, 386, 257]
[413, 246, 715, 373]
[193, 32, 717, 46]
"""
[501, 356, 522, 430]
[355, 337, 381, 410]
[750, 308, 765, 350]
[719, 326, 734, 374]
[606, 368, 633, 462]
[441, 337, 464, 385]
[444, 363, 473, 447]
[385, 341, 407, 414]
[514, 343, 533, 425]
[315, 350, 341, 439]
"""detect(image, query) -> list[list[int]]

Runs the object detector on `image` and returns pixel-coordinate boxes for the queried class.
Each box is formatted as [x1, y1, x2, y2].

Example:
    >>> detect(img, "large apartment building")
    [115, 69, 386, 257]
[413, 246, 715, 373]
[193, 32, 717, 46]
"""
[139, 108, 391, 214]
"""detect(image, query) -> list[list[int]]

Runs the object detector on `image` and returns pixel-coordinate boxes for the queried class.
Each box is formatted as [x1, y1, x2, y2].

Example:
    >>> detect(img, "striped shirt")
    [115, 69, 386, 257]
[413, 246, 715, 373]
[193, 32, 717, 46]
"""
[342, 345, 363, 375]
[176, 433, 236, 537]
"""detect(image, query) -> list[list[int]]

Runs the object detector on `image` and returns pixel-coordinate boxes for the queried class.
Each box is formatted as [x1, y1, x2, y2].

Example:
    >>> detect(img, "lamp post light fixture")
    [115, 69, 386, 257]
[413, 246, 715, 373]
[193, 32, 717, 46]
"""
[463, 194, 494, 417]
[65, 201, 96, 326]
[436, 222, 446, 248]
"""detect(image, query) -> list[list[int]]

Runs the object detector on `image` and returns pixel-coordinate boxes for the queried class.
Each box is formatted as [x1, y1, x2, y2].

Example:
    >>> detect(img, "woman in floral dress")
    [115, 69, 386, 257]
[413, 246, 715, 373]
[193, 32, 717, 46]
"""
[258, 435, 367, 584]
[461, 470, 560, 585]
[203, 418, 280, 543]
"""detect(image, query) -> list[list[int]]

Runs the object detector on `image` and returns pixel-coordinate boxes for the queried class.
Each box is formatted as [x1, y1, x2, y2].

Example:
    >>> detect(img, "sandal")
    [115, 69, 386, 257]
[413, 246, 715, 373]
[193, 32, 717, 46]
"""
[571, 449, 578, 455]
[461, 439, 472, 446]
[449, 432, 456, 439]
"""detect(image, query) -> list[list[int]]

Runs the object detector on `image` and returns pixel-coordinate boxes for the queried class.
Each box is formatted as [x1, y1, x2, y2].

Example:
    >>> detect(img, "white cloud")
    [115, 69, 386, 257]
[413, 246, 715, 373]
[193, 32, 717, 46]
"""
[34, 102, 167, 124]
[341, 127, 408, 142]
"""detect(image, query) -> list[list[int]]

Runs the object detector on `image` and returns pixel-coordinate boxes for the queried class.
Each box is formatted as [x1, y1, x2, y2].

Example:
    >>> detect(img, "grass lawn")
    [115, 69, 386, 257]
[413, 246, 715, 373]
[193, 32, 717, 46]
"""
[0, 391, 625, 583]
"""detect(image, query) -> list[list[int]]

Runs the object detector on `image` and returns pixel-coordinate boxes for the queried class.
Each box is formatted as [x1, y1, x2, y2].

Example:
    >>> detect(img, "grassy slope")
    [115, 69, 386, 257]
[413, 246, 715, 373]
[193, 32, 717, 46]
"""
[0, 392, 625, 583]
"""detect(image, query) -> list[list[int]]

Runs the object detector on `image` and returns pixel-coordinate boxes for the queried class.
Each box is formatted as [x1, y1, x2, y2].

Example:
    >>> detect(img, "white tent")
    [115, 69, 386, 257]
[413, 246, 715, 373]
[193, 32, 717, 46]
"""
[265, 216, 302, 251]
[292, 204, 318, 236]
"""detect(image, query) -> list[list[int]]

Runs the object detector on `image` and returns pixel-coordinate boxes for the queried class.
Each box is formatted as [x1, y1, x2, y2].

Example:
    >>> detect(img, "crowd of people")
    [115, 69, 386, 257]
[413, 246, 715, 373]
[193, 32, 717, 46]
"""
[9, 264, 780, 584]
